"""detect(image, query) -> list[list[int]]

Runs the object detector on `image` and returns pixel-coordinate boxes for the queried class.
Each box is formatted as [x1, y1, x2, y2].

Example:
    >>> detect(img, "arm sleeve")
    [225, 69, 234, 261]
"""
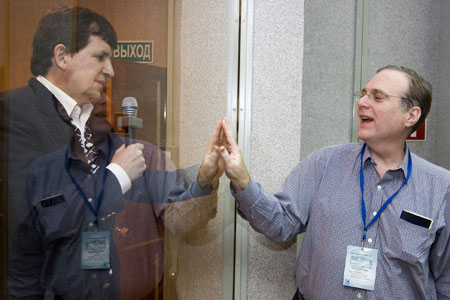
[106, 162, 132, 194]
[141, 152, 217, 236]
[430, 189, 450, 299]
[8, 167, 46, 299]
[233, 150, 326, 243]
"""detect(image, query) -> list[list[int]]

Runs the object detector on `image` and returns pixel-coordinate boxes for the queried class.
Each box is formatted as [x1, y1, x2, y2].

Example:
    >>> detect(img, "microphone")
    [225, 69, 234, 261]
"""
[122, 96, 138, 117]
[118, 97, 143, 145]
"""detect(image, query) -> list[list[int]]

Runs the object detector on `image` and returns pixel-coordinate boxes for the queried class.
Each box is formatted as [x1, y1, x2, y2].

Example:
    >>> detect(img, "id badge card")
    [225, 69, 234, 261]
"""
[81, 231, 110, 269]
[343, 245, 378, 291]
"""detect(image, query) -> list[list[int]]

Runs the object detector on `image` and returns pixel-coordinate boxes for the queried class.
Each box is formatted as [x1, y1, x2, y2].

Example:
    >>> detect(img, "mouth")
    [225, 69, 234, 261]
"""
[360, 115, 373, 124]
[95, 80, 106, 88]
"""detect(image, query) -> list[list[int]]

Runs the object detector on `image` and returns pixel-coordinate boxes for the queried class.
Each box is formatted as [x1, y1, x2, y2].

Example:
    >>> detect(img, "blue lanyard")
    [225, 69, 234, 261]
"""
[65, 136, 112, 226]
[359, 143, 412, 245]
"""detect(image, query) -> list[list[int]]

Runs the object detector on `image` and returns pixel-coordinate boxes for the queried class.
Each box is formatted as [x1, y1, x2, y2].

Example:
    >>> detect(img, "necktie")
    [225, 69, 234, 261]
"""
[56, 102, 99, 174]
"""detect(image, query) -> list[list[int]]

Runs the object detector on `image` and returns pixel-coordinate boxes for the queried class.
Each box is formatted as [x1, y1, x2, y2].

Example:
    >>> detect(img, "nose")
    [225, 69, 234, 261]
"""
[357, 93, 370, 108]
[104, 58, 115, 78]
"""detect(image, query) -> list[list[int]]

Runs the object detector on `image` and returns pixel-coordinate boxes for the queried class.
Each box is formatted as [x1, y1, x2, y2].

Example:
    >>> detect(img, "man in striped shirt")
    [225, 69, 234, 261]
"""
[218, 66, 450, 299]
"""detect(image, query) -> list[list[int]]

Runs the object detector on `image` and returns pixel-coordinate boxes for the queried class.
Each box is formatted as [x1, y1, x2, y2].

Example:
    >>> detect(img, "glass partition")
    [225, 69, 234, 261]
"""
[1, 1, 230, 299]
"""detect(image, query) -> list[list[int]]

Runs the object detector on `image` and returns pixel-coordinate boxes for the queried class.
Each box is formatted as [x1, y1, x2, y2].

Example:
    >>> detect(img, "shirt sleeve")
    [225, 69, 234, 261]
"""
[430, 189, 450, 299]
[142, 161, 217, 237]
[233, 149, 327, 243]
[106, 162, 131, 194]
[8, 167, 46, 299]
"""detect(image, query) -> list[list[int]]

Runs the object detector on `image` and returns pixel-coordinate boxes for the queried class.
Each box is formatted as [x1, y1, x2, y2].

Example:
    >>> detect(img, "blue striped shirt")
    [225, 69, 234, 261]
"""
[235, 142, 450, 300]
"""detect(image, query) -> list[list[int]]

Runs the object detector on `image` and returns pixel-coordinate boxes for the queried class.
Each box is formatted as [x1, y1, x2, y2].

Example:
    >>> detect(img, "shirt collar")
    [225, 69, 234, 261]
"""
[362, 142, 410, 178]
[36, 75, 78, 117]
[36, 75, 93, 132]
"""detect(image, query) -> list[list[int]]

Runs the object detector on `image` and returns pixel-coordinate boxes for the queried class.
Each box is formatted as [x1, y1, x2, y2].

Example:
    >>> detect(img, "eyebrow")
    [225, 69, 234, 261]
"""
[95, 50, 113, 58]
[363, 88, 387, 95]
[371, 88, 386, 95]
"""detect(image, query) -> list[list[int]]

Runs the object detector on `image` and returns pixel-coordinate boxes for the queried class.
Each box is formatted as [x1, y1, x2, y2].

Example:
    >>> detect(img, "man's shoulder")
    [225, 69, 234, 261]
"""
[298, 143, 361, 172]
[311, 142, 361, 160]
[3, 78, 38, 100]
[5, 78, 49, 112]
[411, 152, 450, 181]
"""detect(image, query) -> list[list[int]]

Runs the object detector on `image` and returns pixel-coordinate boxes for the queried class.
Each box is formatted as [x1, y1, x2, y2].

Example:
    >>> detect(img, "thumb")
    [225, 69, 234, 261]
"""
[219, 146, 231, 165]
[116, 144, 126, 153]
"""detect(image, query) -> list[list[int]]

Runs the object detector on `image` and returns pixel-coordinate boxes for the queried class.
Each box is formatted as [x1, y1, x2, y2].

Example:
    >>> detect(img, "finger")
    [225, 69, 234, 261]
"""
[221, 118, 238, 148]
[134, 143, 144, 150]
[219, 145, 232, 164]
[116, 144, 126, 153]
[207, 117, 224, 147]
[210, 145, 220, 163]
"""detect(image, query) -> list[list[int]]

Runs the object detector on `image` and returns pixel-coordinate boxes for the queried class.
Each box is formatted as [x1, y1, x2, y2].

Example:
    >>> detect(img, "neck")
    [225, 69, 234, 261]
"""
[45, 74, 87, 106]
[366, 140, 406, 178]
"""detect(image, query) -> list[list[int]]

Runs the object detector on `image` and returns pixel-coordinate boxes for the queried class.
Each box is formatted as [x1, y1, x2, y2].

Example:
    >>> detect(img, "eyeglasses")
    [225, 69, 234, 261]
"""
[353, 89, 409, 102]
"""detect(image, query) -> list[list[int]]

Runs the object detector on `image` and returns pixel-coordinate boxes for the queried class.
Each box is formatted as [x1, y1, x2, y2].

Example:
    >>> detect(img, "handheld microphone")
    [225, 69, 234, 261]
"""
[122, 97, 138, 117]
[118, 97, 143, 145]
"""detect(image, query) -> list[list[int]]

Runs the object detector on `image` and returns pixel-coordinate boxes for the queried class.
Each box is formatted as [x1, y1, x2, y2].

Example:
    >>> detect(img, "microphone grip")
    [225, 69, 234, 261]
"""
[125, 128, 135, 146]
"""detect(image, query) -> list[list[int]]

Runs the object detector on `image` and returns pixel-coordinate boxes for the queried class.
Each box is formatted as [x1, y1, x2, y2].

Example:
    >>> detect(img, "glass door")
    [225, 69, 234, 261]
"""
[1, 0, 235, 299]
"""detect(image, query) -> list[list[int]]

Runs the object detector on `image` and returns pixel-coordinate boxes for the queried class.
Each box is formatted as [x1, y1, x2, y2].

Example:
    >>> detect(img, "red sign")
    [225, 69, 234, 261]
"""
[407, 121, 426, 141]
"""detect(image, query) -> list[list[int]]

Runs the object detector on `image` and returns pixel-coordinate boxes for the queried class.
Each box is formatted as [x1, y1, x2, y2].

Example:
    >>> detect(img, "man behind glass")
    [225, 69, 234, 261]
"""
[6, 6, 223, 299]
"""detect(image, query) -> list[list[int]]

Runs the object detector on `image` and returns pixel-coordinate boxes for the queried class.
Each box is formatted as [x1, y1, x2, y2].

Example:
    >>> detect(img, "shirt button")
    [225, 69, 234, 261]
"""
[88, 198, 93, 203]
[89, 222, 94, 227]
[377, 185, 382, 191]
[368, 238, 373, 244]
[372, 211, 377, 216]
[357, 292, 362, 299]
[103, 282, 110, 289]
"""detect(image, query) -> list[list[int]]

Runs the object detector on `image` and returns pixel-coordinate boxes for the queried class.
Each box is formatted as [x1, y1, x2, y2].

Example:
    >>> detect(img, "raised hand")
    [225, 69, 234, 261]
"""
[219, 118, 250, 191]
[111, 143, 146, 182]
[198, 118, 225, 190]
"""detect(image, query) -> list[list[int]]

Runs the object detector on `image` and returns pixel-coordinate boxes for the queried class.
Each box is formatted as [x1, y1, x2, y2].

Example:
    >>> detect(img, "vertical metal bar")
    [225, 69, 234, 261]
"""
[166, 0, 175, 147]
[1, 0, 10, 297]
[233, 0, 254, 298]
[352, 0, 370, 142]
[222, 0, 241, 299]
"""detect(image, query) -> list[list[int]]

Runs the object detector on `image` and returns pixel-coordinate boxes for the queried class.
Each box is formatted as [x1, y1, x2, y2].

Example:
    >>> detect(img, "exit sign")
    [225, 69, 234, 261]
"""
[407, 121, 426, 141]
[113, 41, 153, 63]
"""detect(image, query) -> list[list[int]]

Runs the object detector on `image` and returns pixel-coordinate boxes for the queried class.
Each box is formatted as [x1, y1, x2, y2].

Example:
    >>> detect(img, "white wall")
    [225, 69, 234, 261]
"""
[246, 1, 304, 299]
[173, 0, 228, 299]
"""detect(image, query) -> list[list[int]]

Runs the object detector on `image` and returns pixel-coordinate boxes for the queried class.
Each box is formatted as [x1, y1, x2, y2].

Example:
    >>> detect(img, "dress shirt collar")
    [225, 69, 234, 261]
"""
[36, 75, 94, 131]
[362, 142, 409, 178]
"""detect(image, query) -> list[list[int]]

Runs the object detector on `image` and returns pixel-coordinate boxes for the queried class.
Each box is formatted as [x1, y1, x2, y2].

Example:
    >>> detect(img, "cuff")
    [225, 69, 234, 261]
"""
[191, 180, 213, 197]
[231, 178, 260, 208]
[106, 163, 132, 194]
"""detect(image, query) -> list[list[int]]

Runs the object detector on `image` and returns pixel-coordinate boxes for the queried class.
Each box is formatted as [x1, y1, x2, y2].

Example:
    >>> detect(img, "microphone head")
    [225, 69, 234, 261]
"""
[122, 97, 138, 116]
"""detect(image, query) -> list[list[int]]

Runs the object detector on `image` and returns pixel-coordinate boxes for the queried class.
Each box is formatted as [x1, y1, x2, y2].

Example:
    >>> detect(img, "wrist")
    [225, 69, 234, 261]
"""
[197, 167, 213, 191]
[233, 174, 250, 192]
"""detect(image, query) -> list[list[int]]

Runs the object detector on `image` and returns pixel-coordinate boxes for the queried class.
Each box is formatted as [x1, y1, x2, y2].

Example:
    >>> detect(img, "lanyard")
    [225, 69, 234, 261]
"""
[65, 136, 112, 226]
[359, 143, 412, 246]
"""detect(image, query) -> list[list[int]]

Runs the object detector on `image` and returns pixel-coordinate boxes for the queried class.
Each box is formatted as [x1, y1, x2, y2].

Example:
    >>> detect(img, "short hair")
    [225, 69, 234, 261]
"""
[377, 65, 432, 134]
[31, 6, 117, 76]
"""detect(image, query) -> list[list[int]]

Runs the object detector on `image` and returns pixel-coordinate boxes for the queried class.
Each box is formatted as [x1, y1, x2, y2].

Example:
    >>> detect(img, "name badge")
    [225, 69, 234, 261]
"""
[81, 231, 110, 269]
[343, 245, 378, 291]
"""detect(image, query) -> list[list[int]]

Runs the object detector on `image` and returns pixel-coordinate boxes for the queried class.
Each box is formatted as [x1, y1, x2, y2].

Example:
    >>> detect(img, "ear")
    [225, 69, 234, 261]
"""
[53, 44, 70, 71]
[405, 106, 421, 129]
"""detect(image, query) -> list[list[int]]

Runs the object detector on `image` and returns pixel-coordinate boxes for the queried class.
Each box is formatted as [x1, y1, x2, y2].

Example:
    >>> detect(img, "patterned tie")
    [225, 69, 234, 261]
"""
[56, 102, 99, 174]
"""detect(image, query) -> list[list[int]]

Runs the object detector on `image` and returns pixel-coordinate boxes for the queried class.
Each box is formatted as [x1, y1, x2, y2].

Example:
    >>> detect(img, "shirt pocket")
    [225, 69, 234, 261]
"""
[38, 201, 73, 243]
[397, 218, 434, 263]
